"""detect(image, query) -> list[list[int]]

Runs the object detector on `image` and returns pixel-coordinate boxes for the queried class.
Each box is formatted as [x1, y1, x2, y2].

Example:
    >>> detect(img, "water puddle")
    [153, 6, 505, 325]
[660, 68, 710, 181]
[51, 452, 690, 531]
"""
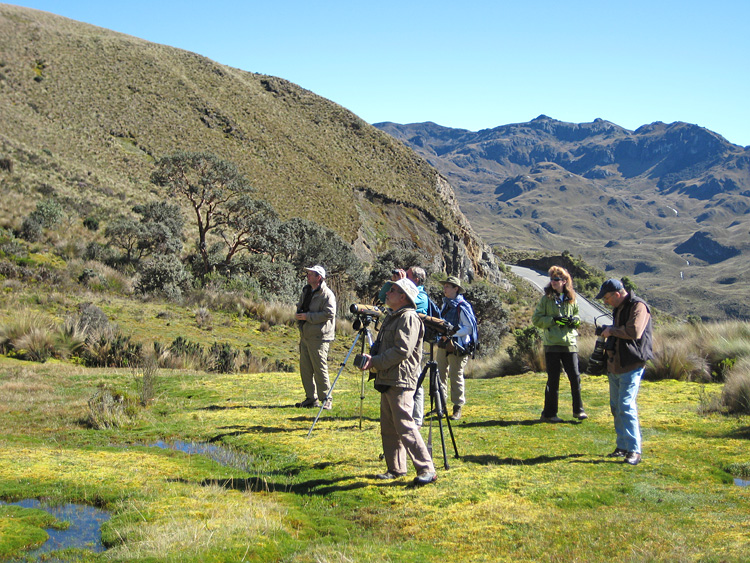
[151, 439, 258, 472]
[734, 477, 749, 487]
[0, 499, 110, 558]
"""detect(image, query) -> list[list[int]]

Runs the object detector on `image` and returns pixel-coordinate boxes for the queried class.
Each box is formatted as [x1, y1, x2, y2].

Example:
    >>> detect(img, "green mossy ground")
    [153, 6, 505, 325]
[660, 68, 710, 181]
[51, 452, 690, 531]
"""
[0, 352, 748, 562]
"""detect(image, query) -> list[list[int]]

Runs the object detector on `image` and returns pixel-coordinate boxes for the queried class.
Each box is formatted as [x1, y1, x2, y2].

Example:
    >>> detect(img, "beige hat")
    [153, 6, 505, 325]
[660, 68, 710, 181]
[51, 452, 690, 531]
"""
[443, 275, 464, 294]
[391, 278, 419, 308]
[305, 265, 326, 278]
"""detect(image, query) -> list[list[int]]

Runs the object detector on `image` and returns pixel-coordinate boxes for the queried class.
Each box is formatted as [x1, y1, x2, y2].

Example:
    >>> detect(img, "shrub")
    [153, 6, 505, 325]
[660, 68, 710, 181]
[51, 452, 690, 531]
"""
[86, 384, 139, 429]
[83, 217, 100, 231]
[82, 326, 143, 367]
[506, 326, 544, 374]
[133, 356, 159, 406]
[208, 342, 238, 373]
[136, 254, 190, 299]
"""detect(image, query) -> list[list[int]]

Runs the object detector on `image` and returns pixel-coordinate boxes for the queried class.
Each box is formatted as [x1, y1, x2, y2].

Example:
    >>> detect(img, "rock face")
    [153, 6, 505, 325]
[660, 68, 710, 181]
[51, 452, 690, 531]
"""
[376, 116, 750, 320]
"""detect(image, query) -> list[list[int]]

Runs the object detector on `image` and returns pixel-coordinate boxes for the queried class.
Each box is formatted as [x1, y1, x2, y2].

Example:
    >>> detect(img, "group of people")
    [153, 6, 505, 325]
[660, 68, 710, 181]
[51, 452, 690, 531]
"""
[292, 262, 653, 485]
[532, 267, 653, 466]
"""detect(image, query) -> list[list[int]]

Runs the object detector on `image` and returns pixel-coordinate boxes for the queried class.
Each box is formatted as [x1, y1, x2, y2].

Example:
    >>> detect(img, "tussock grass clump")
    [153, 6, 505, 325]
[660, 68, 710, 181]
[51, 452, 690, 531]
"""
[86, 384, 139, 429]
[720, 357, 750, 414]
[0, 309, 57, 362]
[645, 339, 711, 382]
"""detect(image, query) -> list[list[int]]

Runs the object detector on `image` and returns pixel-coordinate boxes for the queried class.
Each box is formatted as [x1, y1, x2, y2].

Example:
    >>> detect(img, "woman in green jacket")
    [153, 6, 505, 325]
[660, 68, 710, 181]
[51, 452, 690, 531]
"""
[532, 266, 587, 422]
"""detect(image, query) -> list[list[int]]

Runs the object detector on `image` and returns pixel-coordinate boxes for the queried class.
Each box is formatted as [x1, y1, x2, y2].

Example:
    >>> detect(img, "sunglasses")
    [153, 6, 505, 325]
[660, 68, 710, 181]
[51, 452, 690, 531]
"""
[550, 277, 564, 282]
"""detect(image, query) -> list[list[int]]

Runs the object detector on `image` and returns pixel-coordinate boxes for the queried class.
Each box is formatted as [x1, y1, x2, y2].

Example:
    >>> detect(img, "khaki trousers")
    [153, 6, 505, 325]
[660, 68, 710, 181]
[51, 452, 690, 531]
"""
[299, 339, 331, 401]
[436, 348, 468, 407]
[380, 385, 435, 475]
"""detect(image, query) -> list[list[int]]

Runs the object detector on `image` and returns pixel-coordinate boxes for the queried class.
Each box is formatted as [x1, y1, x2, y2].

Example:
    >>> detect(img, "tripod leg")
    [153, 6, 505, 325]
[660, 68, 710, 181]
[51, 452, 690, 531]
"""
[432, 364, 451, 469]
[307, 331, 361, 438]
[431, 361, 460, 465]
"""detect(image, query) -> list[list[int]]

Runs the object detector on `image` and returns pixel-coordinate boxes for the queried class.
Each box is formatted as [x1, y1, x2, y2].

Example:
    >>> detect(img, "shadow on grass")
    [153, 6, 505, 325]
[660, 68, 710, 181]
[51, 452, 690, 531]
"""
[201, 404, 292, 410]
[171, 473, 403, 495]
[725, 425, 750, 440]
[458, 419, 582, 428]
[461, 453, 587, 466]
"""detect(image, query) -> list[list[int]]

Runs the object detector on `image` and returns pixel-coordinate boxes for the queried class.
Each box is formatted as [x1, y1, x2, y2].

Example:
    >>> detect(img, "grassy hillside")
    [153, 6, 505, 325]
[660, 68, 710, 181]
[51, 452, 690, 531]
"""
[0, 4, 494, 278]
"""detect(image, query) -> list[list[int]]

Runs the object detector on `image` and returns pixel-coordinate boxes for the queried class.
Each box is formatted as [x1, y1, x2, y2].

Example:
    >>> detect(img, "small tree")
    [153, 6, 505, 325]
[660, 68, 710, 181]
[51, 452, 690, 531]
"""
[151, 151, 253, 279]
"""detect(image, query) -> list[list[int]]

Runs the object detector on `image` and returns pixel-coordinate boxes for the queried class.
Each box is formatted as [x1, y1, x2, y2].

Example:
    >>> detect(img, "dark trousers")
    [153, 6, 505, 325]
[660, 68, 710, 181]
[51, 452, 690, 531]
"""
[542, 351, 583, 417]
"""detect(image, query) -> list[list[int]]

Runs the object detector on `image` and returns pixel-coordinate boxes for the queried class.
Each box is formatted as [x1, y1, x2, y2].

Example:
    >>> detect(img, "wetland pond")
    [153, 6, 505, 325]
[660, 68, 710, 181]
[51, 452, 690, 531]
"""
[1, 499, 110, 558]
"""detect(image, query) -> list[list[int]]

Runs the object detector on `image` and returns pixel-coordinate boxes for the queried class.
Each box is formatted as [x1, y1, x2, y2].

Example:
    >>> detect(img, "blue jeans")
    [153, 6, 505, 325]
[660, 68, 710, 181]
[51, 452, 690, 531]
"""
[608, 367, 643, 454]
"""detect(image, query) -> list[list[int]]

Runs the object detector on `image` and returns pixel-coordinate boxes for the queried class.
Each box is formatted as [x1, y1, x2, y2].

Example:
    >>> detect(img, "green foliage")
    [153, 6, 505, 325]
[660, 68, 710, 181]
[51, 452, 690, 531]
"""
[20, 199, 64, 241]
[82, 216, 99, 231]
[506, 326, 544, 374]
[462, 279, 511, 357]
[81, 328, 143, 368]
[105, 201, 184, 263]
[208, 342, 238, 374]
[135, 254, 190, 300]
[151, 151, 256, 278]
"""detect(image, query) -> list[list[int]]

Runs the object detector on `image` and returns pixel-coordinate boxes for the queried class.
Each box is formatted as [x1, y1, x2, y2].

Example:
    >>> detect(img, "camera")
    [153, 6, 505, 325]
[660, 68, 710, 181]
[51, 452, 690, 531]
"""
[354, 354, 368, 369]
[392, 269, 402, 275]
[586, 319, 610, 375]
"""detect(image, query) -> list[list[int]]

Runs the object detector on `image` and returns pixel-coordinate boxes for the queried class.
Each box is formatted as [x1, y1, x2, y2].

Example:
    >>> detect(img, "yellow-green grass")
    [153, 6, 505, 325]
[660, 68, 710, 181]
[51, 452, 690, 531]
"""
[0, 352, 748, 562]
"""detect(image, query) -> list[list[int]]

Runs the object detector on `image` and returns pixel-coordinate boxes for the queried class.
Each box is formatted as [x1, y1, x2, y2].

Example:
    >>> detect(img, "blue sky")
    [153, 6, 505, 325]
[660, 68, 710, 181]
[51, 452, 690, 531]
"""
[10, 0, 750, 146]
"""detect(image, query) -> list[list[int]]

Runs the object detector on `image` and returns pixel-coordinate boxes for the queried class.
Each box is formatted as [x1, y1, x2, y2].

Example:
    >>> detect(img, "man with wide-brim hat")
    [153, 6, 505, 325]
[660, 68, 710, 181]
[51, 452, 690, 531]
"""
[356, 278, 437, 486]
[294, 265, 336, 409]
[436, 275, 476, 421]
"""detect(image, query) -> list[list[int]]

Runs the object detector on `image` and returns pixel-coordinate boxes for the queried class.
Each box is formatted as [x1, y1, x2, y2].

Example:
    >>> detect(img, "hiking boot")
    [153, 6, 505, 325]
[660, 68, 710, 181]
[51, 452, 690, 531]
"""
[322, 397, 332, 410]
[295, 398, 320, 408]
[607, 448, 627, 458]
[624, 452, 641, 466]
[540, 415, 563, 423]
[573, 411, 588, 420]
[413, 471, 437, 486]
[375, 471, 406, 480]
[449, 405, 462, 420]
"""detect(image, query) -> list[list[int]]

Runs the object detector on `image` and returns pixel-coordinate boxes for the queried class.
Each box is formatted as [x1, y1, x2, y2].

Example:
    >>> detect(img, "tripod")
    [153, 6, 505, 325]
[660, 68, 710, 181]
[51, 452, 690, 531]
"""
[417, 339, 460, 469]
[307, 315, 375, 438]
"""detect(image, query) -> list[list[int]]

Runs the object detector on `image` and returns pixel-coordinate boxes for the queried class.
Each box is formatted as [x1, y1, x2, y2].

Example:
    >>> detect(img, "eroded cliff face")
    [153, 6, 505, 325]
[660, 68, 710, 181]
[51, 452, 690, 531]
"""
[352, 173, 506, 287]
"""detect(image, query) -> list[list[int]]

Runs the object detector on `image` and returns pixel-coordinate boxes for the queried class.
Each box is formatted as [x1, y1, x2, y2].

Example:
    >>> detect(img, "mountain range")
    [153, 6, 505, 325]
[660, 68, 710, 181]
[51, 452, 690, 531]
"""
[375, 118, 750, 320]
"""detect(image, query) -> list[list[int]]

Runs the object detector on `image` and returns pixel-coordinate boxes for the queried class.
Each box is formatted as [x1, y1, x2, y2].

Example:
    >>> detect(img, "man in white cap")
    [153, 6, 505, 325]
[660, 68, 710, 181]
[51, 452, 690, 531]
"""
[294, 265, 336, 409]
[356, 278, 437, 486]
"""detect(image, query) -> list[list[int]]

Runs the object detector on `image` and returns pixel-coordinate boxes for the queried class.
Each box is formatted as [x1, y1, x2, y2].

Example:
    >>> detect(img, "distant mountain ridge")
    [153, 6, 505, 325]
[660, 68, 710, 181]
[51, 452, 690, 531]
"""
[0, 4, 500, 283]
[375, 117, 750, 320]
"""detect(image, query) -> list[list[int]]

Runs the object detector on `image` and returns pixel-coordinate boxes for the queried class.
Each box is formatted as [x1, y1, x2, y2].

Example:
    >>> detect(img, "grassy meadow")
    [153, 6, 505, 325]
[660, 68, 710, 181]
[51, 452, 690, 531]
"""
[0, 334, 748, 562]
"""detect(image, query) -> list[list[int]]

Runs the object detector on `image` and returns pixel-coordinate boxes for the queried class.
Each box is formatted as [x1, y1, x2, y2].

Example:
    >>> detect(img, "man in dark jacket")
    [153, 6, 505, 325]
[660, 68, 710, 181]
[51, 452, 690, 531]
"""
[596, 279, 654, 466]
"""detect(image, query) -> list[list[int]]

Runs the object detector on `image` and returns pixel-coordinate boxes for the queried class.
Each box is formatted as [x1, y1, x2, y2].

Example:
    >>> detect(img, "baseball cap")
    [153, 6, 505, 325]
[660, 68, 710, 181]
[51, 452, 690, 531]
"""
[595, 279, 624, 299]
[305, 265, 326, 278]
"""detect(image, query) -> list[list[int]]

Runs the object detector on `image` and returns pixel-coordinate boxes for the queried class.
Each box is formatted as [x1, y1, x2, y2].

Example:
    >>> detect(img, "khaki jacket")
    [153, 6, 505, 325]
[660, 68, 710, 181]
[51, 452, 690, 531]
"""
[371, 306, 424, 390]
[297, 281, 336, 342]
